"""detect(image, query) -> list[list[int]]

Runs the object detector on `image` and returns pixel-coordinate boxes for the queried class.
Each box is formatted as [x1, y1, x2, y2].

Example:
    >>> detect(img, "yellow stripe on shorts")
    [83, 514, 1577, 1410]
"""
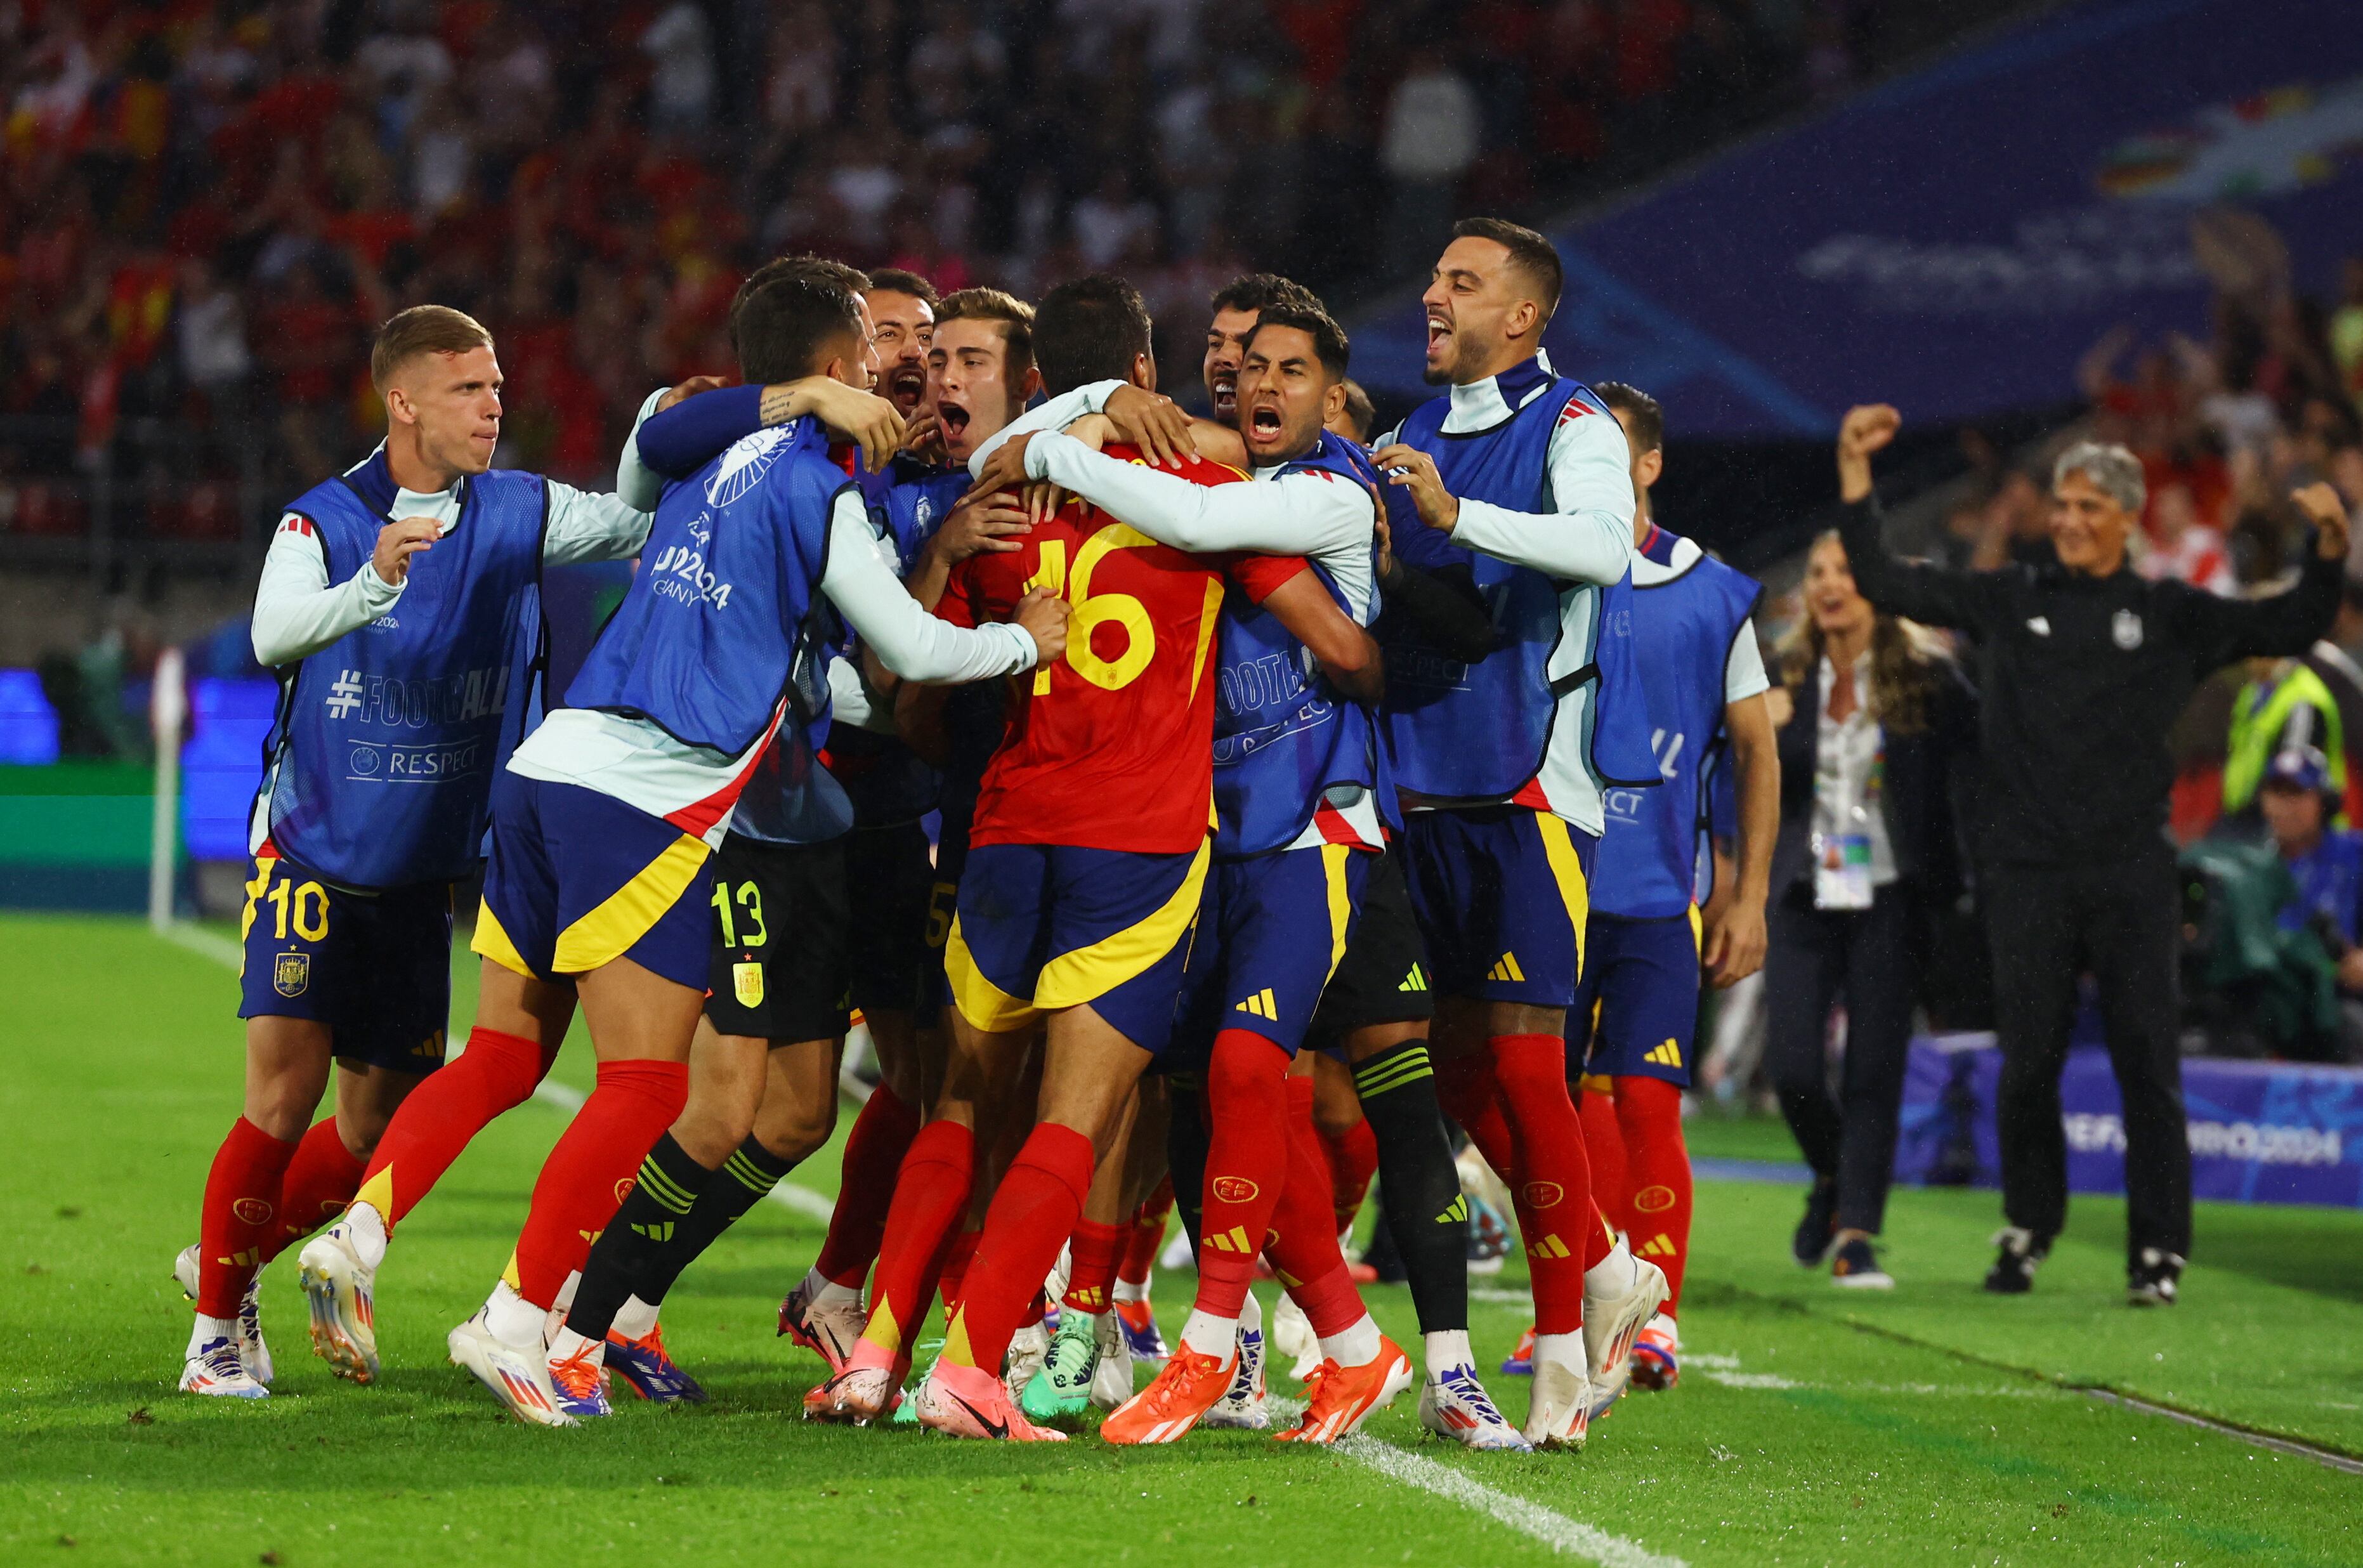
[1035, 838, 1213, 1013]
[471, 899, 533, 978]
[1535, 811, 1592, 982]
[549, 832, 710, 976]
[1322, 842, 1354, 983]
[944, 913, 1042, 1036]
[1688, 902, 1704, 957]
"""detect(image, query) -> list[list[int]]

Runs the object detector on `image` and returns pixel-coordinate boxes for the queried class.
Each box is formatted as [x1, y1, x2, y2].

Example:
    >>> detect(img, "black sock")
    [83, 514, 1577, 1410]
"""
[1354, 1040, 1467, 1335]
[1165, 1071, 1208, 1253]
[565, 1134, 714, 1342]
[639, 1135, 804, 1307]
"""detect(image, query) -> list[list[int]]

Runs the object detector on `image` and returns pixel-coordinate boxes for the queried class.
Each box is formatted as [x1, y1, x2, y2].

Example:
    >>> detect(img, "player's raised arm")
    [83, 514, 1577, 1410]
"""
[991, 428, 1370, 563]
[249, 513, 427, 666]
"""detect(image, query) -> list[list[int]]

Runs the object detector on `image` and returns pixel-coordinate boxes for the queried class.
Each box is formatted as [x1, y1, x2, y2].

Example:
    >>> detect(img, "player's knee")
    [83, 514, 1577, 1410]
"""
[754, 1092, 836, 1164]
[1613, 1075, 1684, 1136]
[1205, 1031, 1288, 1107]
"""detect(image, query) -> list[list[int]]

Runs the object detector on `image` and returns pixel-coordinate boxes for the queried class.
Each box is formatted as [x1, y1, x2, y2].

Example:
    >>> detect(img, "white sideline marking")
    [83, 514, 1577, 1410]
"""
[525, 1078, 839, 1224]
[155, 920, 842, 1226]
[1703, 1371, 1798, 1390]
[1266, 1397, 1686, 1567]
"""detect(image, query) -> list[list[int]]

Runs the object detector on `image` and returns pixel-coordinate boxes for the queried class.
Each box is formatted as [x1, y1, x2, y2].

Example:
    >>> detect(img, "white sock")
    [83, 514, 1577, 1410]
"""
[1238, 1290, 1262, 1333]
[1424, 1328, 1472, 1374]
[1584, 1238, 1635, 1298]
[1113, 1276, 1149, 1305]
[485, 1281, 547, 1349]
[1533, 1330, 1582, 1371]
[1318, 1312, 1381, 1368]
[187, 1313, 239, 1359]
[553, 1269, 581, 1315]
[346, 1203, 388, 1271]
[808, 1269, 861, 1307]
[612, 1295, 659, 1340]
[1179, 1307, 1238, 1359]
[546, 1325, 598, 1366]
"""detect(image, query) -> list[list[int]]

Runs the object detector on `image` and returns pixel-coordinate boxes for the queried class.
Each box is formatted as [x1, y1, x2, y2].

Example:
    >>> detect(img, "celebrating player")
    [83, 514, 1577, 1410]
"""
[1567, 382, 1776, 1396]
[1369, 218, 1670, 1449]
[178, 306, 656, 1399]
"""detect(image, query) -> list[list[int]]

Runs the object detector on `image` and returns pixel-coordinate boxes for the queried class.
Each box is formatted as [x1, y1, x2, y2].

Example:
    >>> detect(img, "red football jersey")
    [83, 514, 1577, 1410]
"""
[937, 443, 1297, 854]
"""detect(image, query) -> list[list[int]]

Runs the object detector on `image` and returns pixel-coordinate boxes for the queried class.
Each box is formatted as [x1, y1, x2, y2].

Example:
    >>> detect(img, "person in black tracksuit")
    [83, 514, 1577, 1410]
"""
[1832, 405, 2348, 1304]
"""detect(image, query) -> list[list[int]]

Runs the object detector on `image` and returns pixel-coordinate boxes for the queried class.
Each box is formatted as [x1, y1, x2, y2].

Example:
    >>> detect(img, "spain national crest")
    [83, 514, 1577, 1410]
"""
[733, 961, 765, 1009]
[273, 950, 310, 998]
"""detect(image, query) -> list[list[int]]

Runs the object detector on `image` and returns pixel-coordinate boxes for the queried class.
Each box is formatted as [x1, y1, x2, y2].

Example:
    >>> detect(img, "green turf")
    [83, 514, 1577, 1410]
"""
[1675, 1106, 1806, 1166]
[4, 913, 2359, 1567]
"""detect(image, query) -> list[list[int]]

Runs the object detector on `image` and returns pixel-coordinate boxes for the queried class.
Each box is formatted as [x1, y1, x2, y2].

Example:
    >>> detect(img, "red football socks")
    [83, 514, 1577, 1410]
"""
[1489, 1033, 1593, 1336]
[1192, 1029, 1293, 1321]
[265, 1116, 366, 1264]
[1118, 1173, 1175, 1286]
[1577, 1081, 1632, 1232]
[1615, 1075, 1693, 1314]
[946, 1122, 1094, 1375]
[1062, 1218, 1126, 1313]
[1266, 1088, 1365, 1338]
[196, 1117, 299, 1316]
[511, 1058, 688, 1308]
[355, 1026, 552, 1229]
[813, 1081, 921, 1288]
[1319, 1114, 1379, 1231]
[1434, 1047, 1516, 1179]
[861, 1121, 976, 1354]
[936, 1227, 983, 1321]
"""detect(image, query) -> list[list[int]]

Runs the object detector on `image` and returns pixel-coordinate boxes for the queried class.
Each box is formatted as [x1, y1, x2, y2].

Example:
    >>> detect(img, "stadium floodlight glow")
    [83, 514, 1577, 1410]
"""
[149, 647, 187, 932]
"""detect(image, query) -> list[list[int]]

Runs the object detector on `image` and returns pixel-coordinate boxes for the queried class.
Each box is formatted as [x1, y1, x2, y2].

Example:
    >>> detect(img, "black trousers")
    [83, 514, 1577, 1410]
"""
[1764, 884, 1919, 1235]
[1986, 853, 2190, 1264]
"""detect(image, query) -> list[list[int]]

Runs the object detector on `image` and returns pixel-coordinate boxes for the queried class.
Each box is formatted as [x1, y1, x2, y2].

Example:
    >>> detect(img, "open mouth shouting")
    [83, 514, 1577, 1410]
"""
[1210, 371, 1239, 424]
[1425, 314, 1453, 363]
[887, 362, 929, 415]
[1247, 402, 1285, 444]
[937, 398, 972, 445]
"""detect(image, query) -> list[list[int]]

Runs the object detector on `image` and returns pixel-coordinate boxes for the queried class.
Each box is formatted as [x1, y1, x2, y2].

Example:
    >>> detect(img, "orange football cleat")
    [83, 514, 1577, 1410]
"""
[1099, 1343, 1238, 1445]
[1276, 1335, 1414, 1444]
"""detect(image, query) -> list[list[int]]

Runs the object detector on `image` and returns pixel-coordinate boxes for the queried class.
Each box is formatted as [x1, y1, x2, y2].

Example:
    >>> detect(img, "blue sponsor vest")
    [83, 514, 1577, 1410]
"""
[825, 463, 966, 828]
[1382, 363, 1656, 802]
[1210, 433, 1385, 859]
[567, 417, 841, 754]
[264, 452, 548, 888]
[1596, 528, 1763, 918]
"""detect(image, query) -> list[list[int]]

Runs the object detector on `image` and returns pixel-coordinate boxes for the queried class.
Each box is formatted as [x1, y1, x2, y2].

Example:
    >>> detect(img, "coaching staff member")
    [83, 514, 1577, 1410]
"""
[1833, 404, 2348, 1306]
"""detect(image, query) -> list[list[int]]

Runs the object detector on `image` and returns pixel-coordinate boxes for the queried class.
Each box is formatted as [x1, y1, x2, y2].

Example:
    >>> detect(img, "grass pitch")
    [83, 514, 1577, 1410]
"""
[3, 912, 2359, 1567]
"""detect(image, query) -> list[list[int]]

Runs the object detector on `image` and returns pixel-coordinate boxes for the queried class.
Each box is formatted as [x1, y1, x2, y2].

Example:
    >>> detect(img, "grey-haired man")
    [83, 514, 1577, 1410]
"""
[1831, 405, 2348, 1305]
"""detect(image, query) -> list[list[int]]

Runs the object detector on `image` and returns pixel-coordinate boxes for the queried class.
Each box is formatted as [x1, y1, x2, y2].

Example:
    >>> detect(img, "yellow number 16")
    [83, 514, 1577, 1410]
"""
[1026, 526, 1158, 696]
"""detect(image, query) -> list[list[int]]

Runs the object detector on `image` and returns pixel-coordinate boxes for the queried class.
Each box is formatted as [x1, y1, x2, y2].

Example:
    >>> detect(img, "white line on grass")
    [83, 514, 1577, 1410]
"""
[159, 920, 245, 967]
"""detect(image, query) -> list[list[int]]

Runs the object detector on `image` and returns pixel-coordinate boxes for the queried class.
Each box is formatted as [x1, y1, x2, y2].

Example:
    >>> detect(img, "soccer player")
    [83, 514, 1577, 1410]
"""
[1568, 382, 1776, 1396]
[811, 275, 1300, 1442]
[862, 268, 938, 425]
[178, 305, 657, 1399]
[1370, 217, 1670, 1449]
[782, 287, 1045, 1363]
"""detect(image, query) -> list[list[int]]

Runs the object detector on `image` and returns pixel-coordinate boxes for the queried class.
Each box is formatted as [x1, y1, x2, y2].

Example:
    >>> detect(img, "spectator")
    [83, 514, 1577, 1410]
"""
[2223, 657, 2348, 823]
[1764, 530, 1975, 1290]
[1835, 405, 2348, 1307]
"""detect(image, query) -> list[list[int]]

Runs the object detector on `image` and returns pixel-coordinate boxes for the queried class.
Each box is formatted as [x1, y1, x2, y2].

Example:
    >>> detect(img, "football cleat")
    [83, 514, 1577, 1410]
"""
[1500, 1323, 1536, 1377]
[1100, 1343, 1238, 1445]
[1831, 1236, 1894, 1290]
[1628, 1313, 1680, 1392]
[178, 1336, 269, 1399]
[2127, 1248, 2184, 1307]
[545, 1336, 614, 1420]
[804, 1338, 903, 1425]
[1584, 1241, 1670, 1409]
[1113, 1295, 1168, 1364]
[1201, 1321, 1269, 1430]
[605, 1321, 709, 1404]
[1984, 1227, 2048, 1295]
[918, 1358, 1068, 1441]
[1418, 1362, 1529, 1450]
[1277, 1336, 1414, 1444]
[1270, 1291, 1319, 1382]
[296, 1222, 379, 1385]
[1522, 1352, 1595, 1451]
[1793, 1177, 1840, 1267]
[448, 1312, 574, 1428]
[778, 1277, 866, 1374]
[1467, 1191, 1511, 1276]
[176, 1245, 272, 1387]
[1020, 1310, 1101, 1422]
[1004, 1317, 1051, 1406]
[1158, 1229, 1196, 1272]
[1088, 1309, 1134, 1410]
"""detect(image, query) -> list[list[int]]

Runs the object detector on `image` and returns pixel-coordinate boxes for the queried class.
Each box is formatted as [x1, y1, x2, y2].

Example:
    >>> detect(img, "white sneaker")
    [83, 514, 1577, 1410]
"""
[178, 1335, 269, 1399]
[1158, 1230, 1196, 1272]
[296, 1222, 379, 1384]
[1523, 1352, 1595, 1451]
[1201, 1321, 1269, 1430]
[1269, 1291, 1319, 1382]
[1004, 1318, 1051, 1406]
[1088, 1307, 1134, 1411]
[1418, 1362, 1529, 1450]
[447, 1309, 575, 1428]
[1583, 1239, 1669, 1415]
[176, 1245, 272, 1387]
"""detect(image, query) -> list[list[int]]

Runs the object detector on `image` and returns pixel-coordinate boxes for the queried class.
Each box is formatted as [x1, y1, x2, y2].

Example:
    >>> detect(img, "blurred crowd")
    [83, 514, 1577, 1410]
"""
[0, 0, 1877, 525]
